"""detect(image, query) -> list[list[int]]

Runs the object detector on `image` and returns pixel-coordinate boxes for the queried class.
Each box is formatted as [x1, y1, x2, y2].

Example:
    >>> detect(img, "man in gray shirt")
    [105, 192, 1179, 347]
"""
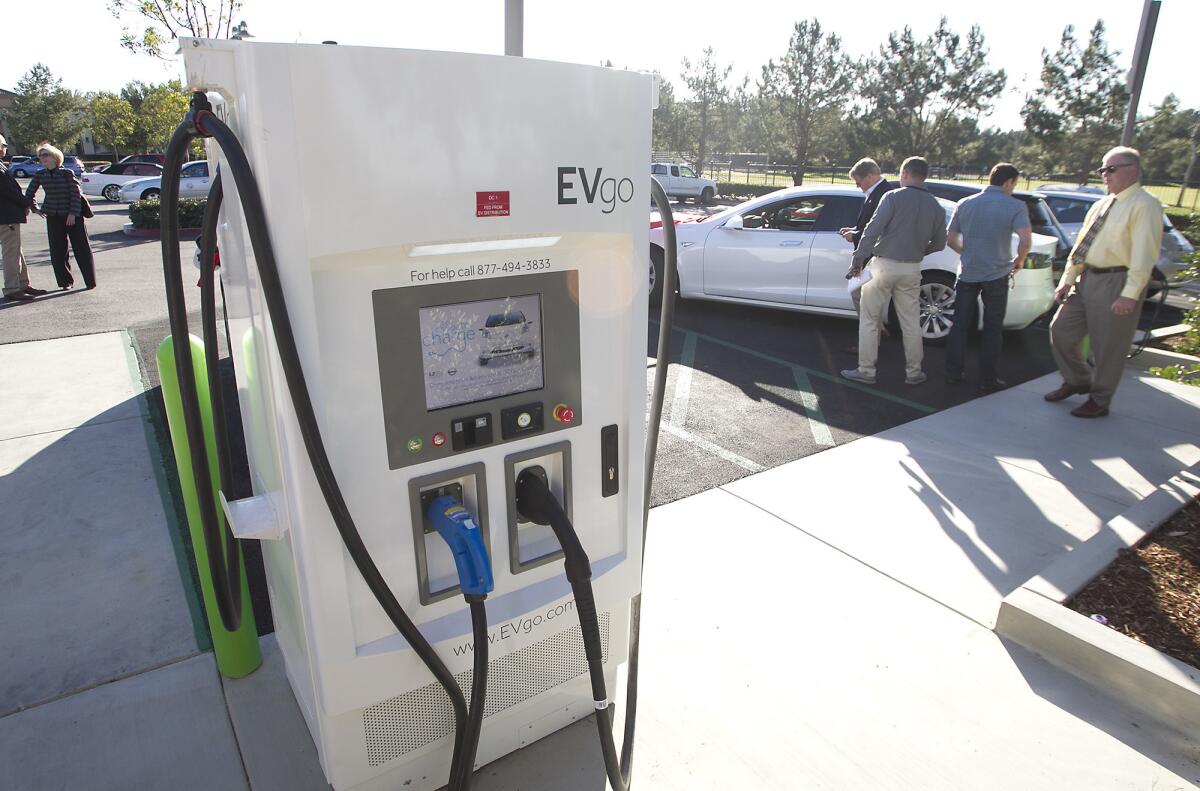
[841, 156, 946, 385]
[945, 163, 1032, 391]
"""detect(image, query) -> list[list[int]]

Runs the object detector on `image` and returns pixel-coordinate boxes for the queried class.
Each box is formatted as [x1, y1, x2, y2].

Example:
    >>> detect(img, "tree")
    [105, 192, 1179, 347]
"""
[653, 78, 690, 155]
[108, 0, 242, 59]
[1134, 95, 1200, 182]
[89, 93, 136, 159]
[680, 47, 733, 175]
[135, 82, 191, 151]
[759, 19, 856, 185]
[1022, 20, 1127, 180]
[2, 64, 85, 151]
[859, 18, 1006, 163]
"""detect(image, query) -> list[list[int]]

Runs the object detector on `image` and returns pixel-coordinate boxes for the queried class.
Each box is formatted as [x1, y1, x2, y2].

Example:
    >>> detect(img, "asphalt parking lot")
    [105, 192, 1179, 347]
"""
[2, 186, 1189, 633]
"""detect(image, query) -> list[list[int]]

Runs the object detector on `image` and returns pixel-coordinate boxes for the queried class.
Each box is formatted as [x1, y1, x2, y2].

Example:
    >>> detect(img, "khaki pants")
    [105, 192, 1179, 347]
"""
[1, 223, 29, 296]
[858, 257, 923, 378]
[1050, 269, 1144, 408]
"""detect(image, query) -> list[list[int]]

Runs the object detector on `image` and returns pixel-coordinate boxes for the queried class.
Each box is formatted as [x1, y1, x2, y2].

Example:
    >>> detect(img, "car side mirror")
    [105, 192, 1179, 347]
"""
[724, 215, 744, 230]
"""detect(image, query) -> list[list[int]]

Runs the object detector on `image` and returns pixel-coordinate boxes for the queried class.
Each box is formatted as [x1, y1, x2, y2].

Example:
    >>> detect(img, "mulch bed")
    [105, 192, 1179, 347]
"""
[1068, 497, 1200, 670]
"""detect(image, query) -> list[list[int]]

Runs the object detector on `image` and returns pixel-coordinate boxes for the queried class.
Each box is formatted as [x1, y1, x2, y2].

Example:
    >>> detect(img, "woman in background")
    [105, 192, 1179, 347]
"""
[25, 143, 95, 290]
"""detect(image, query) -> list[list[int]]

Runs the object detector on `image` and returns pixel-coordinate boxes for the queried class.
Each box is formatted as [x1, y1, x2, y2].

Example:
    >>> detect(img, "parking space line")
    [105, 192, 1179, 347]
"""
[668, 332, 698, 427]
[651, 320, 936, 415]
[791, 368, 835, 446]
[661, 423, 765, 473]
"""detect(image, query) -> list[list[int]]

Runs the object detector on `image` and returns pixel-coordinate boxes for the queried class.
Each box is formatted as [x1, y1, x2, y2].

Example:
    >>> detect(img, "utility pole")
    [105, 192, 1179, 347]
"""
[505, 0, 523, 57]
[1121, 0, 1161, 147]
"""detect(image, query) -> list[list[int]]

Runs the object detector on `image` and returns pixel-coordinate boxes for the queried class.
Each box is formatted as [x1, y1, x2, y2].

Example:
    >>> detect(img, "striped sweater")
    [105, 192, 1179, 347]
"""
[25, 167, 83, 217]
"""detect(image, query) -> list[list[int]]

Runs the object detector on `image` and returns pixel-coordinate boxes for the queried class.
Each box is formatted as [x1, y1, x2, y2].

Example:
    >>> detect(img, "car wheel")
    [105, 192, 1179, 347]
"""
[701, 187, 715, 205]
[649, 246, 664, 307]
[917, 270, 957, 341]
[142, 188, 160, 201]
[103, 184, 121, 202]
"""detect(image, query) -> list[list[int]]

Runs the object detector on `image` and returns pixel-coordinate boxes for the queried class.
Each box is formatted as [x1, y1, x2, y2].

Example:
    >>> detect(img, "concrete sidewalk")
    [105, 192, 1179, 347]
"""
[2, 332, 1198, 790]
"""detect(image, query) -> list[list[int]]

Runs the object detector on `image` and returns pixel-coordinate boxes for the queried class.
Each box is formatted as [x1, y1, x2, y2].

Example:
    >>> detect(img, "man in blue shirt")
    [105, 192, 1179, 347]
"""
[945, 163, 1032, 391]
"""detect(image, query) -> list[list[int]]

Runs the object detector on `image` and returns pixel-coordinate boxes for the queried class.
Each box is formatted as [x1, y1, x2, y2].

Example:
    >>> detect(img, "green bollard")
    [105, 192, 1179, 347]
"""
[157, 335, 261, 678]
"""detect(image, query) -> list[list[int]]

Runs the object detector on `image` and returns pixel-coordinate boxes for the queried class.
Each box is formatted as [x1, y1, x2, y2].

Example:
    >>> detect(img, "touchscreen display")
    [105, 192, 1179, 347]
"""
[419, 294, 545, 411]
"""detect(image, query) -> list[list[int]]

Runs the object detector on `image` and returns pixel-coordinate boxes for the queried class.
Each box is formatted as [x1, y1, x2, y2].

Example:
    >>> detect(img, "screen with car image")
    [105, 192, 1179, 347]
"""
[418, 294, 545, 411]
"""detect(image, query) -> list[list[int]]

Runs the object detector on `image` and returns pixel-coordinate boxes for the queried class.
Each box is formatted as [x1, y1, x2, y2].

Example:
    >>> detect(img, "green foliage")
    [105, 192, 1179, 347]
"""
[107, 0, 242, 59]
[857, 18, 1006, 164]
[717, 182, 790, 201]
[89, 93, 136, 159]
[1149, 364, 1200, 387]
[1022, 20, 1127, 179]
[2, 64, 85, 151]
[129, 198, 207, 230]
[759, 19, 856, 185]
[1166, 209, 1200, 244]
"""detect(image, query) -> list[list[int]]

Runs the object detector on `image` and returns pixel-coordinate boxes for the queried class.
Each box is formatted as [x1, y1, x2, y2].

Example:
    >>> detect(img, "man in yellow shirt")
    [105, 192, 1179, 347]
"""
[1044, 146, 1163, 417]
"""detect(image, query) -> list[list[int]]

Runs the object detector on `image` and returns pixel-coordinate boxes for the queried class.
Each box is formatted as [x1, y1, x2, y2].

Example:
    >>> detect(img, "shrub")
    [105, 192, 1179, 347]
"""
[1150, 253, 1200, 389]
[129, 198, 207, 230]
[717, 182, 790, 201]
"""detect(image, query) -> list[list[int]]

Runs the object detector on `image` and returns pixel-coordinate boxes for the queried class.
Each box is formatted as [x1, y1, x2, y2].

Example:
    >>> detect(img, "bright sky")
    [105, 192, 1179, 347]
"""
[4, 0, 1196, 131]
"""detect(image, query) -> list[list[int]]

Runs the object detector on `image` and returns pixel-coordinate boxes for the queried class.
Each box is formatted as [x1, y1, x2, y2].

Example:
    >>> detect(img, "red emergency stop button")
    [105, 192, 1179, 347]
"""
[431, 432, 447, 448]
[552, 403, 575, 424]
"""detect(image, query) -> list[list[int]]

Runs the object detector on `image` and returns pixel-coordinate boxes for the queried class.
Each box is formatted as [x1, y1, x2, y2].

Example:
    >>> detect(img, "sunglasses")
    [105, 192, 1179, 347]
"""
[38, 152, 54, 158]
[1096, 163, 1134, 176]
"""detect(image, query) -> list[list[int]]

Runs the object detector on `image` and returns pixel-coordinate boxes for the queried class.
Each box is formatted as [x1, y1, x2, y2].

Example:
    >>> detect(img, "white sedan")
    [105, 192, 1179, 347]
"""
[81, 161, 164, 202]
[648, 185, 1057, 340]
[117, 160, 212, 203]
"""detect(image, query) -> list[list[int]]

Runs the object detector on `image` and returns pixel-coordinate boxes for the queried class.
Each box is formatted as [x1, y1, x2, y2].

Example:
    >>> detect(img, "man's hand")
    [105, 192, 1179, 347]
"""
[838, 227, 855, 243]
[66, 214, 76, 227]
[846, 264, 862, 280]
[1054, 283, 1073, 304]
[1010, 256, 1025, 275]
[1111, 296, 1137, 316]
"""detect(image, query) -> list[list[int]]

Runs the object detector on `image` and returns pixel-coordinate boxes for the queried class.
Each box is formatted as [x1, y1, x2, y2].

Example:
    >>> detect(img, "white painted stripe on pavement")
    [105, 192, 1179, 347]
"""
[661, 422, 765, 473]
[791, 367, 836, 447]
[668, 331, 698, 427]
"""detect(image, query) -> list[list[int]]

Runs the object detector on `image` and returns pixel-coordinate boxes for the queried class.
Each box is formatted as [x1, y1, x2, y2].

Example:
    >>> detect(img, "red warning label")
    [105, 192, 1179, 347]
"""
[476, 191, 510, 218]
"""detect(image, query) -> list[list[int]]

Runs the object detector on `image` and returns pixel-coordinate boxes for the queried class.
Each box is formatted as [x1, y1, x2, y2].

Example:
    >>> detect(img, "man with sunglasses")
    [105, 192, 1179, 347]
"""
[0, 135, 46, 302]
[1044, 146, 1162, 417]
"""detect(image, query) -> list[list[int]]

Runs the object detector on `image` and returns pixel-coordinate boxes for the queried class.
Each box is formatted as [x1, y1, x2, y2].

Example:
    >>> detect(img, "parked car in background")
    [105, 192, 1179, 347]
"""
[9, 154, 85, 178]
[118, 153, 167, 167]
[82, 161, 165, 201]
[651, 163, 720, 204]
[5, 155, 35, 170]
[1036, 183, 1105, 195]
[117, 160, 211, 203]
[648, 185, 1057, 340]
[1034, 188, 1194, 284]
[925, 181, 1073, 267]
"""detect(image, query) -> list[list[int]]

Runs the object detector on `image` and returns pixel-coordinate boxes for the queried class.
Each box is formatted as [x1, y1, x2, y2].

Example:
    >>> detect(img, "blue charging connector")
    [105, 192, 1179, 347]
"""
[426, 495, 494, 597]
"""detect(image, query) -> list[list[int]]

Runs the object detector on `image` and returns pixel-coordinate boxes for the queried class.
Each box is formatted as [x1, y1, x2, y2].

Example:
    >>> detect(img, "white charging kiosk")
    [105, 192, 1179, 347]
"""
[181, 39, 655, 790]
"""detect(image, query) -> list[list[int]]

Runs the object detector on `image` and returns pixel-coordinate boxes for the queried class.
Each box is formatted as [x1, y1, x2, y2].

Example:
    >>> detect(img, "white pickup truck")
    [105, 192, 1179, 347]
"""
[651, 162, 719, 204]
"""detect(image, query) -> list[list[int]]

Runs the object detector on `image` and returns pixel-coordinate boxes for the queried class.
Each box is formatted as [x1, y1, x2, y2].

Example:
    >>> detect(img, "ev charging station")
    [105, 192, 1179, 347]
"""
[170, 38, 663, 790]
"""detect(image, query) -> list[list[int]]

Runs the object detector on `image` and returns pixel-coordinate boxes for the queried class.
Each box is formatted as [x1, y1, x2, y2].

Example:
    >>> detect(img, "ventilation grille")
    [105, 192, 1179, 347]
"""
[362, 612, 611, 766]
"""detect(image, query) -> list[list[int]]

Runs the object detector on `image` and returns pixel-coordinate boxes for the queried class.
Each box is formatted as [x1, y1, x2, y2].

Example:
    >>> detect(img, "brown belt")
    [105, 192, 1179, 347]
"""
[1086, 266, 1128, 274]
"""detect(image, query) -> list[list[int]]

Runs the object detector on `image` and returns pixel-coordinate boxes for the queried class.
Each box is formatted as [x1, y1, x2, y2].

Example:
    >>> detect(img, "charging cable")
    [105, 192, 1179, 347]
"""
[426, 495, 494, 791]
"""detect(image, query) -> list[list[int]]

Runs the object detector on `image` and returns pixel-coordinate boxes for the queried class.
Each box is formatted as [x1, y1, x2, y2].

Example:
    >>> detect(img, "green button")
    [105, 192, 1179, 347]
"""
[406, 437, 423, 453]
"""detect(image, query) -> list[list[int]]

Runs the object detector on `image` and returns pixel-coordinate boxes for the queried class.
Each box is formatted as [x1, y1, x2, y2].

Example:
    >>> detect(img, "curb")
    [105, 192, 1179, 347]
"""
[1127, 345, 1199, 374]
[123, 222, 202, 239]
[995, 467, 1200, 734]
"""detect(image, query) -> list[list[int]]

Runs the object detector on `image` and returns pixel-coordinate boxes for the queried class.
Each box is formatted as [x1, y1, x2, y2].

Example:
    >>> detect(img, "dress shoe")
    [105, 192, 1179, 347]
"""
[1070, 398, 1109, 418]
[1044, 382, 1089, 402]
[978, 379, 1008, 393]
[22, 286, 48, 296]
[840, 369, 876, 385]
[3, 291, 34, 301]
